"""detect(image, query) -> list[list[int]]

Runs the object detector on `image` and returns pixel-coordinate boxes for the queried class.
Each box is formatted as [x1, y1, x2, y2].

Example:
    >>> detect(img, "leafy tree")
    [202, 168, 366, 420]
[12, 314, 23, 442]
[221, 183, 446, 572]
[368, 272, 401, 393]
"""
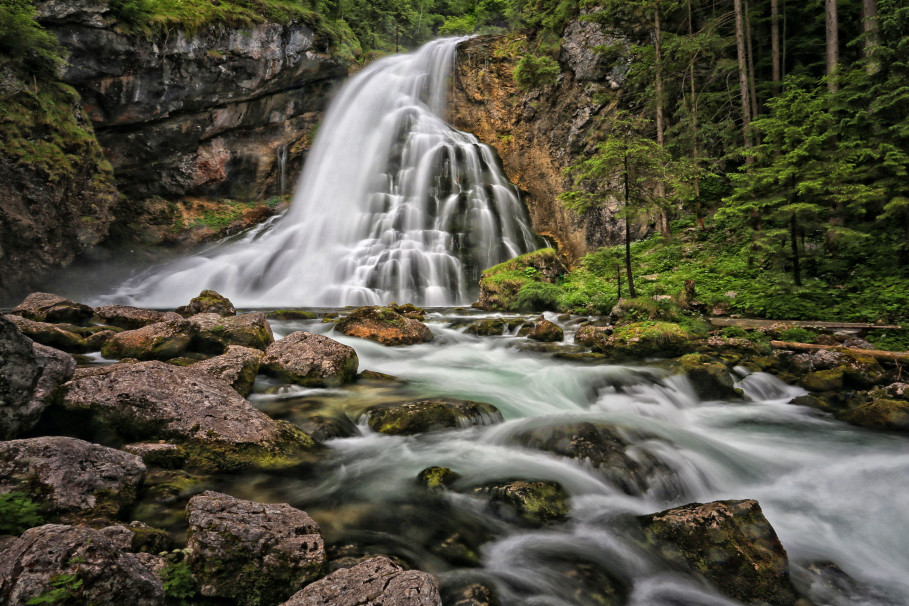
[0, 0, 65, 78]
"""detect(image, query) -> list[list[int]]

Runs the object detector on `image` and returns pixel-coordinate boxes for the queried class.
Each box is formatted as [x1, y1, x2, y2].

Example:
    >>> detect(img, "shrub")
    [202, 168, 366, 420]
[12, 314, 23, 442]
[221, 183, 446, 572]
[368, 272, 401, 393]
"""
[514, 281, 563, 311]
[0, 492, 44, 535]
[514, 54, 560, 89]
[779, 327, 818, 343]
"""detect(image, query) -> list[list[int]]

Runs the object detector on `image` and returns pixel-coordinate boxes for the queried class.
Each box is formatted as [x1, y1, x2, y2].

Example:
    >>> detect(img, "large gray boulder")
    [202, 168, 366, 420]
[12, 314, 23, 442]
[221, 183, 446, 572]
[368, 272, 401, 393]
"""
[94, 304, 182, 329]
[0, 524, 164, 605]
[3, 314, 88, 353]
[187, 491, 325, 605]
[176, 289, 236, 317]
[0, 436, 145, 519]
[27, 342, 76, 424]
[0, 316, 41, 439]
[281, 556, 441, 606]
[640, 499, 798, 605]
[100, 318, 196, 360]
[188, 345, 263, 397]
[60, 361, 315, 471]
[261, 331, 358, 387]
[11, 292, 93, 325]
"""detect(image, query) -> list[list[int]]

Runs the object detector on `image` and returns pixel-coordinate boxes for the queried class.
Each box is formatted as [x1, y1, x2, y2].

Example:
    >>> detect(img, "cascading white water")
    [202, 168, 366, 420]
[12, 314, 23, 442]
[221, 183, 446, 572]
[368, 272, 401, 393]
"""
[104, 38, 539, 308]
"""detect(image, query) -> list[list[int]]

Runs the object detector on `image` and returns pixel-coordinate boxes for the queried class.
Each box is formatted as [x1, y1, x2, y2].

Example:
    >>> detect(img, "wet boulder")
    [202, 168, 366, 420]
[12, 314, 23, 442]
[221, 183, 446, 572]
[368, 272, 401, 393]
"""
[639, 499, 798, 605]
[0, 524, 164, 605]
[464, 317, 523, 336]
[176, 289, 236, 317]
[60, 361, 316, 471]
[261, 331, 358, 387]
[4, 315, 89, 353]
[574, 324, 611, 350]
[94, 305, 181, 329]
[122, 442, 187, 468]
[838, 397, 909, 432]
[0, 316, 41, 439]
[6, 343, 73, 438]
[472, 479, 569, 526]
[100, 318, 196, 361]
[603, 321, 699, 359]
[11, 292, 93, 325]
[365, 398, 503, 436]
[281, 556, 440, 606]
[519, 316, 564, 342]
[513, 422, 676, 496]
[0, 436, 145, 519]
[189, 312, 274, 353]
[670, 354, 742, 400]
[188, 345, 263, 397]
[187, 491, 325, 605]
[336, 306, 434, 345]
[417, 466, 462, 490]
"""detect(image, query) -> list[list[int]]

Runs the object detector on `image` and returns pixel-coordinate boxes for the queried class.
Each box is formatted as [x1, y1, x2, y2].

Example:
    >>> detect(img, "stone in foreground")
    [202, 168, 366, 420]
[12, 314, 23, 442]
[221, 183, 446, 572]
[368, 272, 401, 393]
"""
[61, 361, 315, 470]
[261, 331, 358, 386]
[0, 524, 164, 605]
[0, 436, 145, 519]
[187, 491, 325, 606]
[281, 556, 440, 606]
[0, 316, 41, 439]
[520, 316, 564, 342]
[639, 499, 798, 605]
[365, 398, 503, 435]
[11, 292, 93, 324]
[336, 306, 434, 345]
[189, 311, 274, 353]
[176, 289, 237, 317]
[100, 318, 196, 360]
[189, 345, 263, 396]
[94, 304, 181, 329]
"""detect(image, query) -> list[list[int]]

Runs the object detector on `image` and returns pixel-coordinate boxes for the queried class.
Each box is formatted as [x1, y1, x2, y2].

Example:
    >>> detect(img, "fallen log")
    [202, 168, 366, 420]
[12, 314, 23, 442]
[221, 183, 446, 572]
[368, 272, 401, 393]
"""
[770, 341, 909, 363]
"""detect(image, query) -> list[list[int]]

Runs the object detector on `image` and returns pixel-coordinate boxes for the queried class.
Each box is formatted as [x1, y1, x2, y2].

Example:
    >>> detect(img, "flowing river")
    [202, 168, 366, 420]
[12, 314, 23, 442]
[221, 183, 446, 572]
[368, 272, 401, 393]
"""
[136, 310, 907, 606]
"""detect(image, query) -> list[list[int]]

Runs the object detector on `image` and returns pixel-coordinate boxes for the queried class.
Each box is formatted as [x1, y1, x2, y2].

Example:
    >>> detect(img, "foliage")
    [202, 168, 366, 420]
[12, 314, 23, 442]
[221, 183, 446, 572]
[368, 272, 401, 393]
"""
[0, 492, 44, 535]
[26, 572, 83, 605]
[779, 327, 818, 344]
[161, 557, 197, 602]
[514, 281, 562, 311]
[513, 53, 561, 89]
[0, 0, 65, 78]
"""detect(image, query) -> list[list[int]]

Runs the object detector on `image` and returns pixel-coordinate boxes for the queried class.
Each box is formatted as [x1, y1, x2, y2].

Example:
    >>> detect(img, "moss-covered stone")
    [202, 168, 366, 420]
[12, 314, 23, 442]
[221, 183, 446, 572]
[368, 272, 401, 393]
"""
[266, 309, 318, 321]
[475, 248, 567, 311]
[839, 398, 909, 432]
[472, 480, 569, 526]
[417, 466, 461, 490]
[801, 367, 845, 392]
[101, 319, 196, 361]
[336, 306, 433, 345]
[520, 317, 564, 342]
[605, 321, 698, 358]
[176, 289, 236, 317]
[670, 354, 743, 400]
[464, 318, 518, 336]
[365, 399, 503, 436]
[639, 499, 798, 605]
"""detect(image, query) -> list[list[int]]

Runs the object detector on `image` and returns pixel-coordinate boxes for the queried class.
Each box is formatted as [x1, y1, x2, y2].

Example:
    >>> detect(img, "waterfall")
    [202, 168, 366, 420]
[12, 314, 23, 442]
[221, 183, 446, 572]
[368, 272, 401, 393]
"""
[105, 38, 540, 308]
[275, 143, 289, 197]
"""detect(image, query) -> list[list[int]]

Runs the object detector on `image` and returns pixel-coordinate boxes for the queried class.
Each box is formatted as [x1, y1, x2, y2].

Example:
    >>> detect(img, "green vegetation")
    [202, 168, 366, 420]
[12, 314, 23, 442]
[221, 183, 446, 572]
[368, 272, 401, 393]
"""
[183, 197, 283, 231]
[0, 492, 44, 535]
[161, 554, 197, 603]
[26, 572, 83, 605]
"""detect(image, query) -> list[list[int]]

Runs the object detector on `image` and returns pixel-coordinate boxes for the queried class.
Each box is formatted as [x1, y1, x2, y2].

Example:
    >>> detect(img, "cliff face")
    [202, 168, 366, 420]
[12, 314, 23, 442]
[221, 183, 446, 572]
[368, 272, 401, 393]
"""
[36, 0, 346, 202]
[450, 22, 642, 264]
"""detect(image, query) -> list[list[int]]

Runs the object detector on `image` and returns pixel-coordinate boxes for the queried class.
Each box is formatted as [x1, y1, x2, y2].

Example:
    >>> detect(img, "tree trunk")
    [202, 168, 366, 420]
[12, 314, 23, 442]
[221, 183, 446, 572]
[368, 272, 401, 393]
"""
[624, 153, 637, 299]
[790, 213, 802, 286]
[771, 0, 781, 96]
[616, 267, 622, 299]
[744, 0, 760, 118]
[654, 6, 671, 237]
[733, 0, 753, 155]
[862, 0, 879, 74]
[826, 0, 839, 93]
[688, 0, 703, 230]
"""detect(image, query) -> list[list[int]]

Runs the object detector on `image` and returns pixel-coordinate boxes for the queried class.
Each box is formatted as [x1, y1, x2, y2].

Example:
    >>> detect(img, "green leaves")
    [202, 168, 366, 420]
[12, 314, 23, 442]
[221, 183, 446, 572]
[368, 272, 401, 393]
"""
[0, 492, 43, 535]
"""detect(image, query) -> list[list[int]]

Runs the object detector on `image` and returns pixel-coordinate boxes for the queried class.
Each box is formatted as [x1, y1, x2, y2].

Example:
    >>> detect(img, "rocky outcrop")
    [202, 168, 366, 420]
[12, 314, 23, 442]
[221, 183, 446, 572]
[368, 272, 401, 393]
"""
[26, 343, 76, 429]
[189, 312, 274, 353]
[261, 331, 359, 387]
[100, 317, 197, 360]
[0, 316, 41, 439]
[189, 345, 263, 397]
[281, 556, 441, 606]
[60, 360, 315, 470]
[0, 436, 145, 519]
[11, 292, 94, 324]
[639, 499, 798, 605]
[93, 304, 181, 329]
[0, 524, 164, 605]
[365, 398, 503, 436]
[451, 29, 637, 263]
[186, 491, 325, 605]
[3, 315, 92, 353]
[176, 289, 236, 317]
[36, 0, 346, 203]
[336, 306, 434, 345]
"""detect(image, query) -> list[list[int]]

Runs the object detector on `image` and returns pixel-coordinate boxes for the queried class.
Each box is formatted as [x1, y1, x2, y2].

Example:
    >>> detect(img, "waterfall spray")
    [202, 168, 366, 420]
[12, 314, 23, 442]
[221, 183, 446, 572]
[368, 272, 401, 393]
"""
[105, 38, 540, 308]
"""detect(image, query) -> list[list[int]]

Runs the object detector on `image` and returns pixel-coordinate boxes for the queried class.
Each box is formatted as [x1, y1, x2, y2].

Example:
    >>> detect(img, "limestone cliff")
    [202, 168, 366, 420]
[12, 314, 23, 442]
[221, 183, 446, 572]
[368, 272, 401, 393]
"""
[450, 22, 643, 264]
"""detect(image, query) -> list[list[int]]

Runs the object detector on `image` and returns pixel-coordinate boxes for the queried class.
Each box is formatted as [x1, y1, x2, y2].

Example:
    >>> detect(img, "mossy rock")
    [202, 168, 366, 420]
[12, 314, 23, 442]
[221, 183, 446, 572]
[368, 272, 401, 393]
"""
[520, 317, 564, 342]
[801, 367, 845, 392]
[475, 248, 567, 311]
[365, 399, 503, 436]
[839, 398, 909, 432]
[336, 306, 433, 346]
[472, 479, 569, 527]
[266, 309, 318, 321]
[417, 466, 461, 490]
[464, 318, 512, 336]
[179, 420, 320, 473]
[176, 289, 236, 317]
[604, 321, 698, 359]
[671, 354, 742, 400]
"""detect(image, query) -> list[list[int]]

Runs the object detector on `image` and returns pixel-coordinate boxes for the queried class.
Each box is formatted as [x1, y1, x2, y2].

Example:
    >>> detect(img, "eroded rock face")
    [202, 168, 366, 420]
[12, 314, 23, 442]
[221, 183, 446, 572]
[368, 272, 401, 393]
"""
[189, 312, 274, 353]
[11, 292, 94, 324]
[365, 399, 503, 436]
[187, 491, 325, 605]
[513, 422, 676, 497]
[0, 316, 41, 440]
[261, 331, 358, 386]
[281, 556, 440, 606]
[336, 306, 434, 346]
[94, 305, 181, 329]
[189, 345, 263, 396]
[639, 500, 798, 606]
[60, 361, 315, 470]
[100, 318, 196, 360]
[0, 436, 145, 519]
[176, 289, 236, 317]
[26, 343, 76, 430]
[0, 524, 164, 605]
